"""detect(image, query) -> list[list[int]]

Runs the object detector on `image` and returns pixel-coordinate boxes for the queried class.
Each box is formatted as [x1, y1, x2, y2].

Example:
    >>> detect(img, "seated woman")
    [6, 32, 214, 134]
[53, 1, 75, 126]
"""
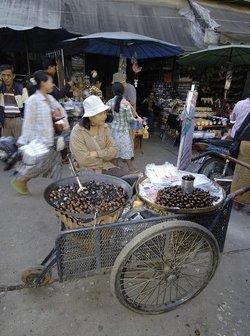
[70, 95, 125, 176]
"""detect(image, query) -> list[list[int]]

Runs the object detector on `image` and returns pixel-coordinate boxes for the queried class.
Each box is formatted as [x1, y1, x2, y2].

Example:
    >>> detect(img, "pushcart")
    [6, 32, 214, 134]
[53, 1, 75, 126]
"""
[21, 172, 250, 315]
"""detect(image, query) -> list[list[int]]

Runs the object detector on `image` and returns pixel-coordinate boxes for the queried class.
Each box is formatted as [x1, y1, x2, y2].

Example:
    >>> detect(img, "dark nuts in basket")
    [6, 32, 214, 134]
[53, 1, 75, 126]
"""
[155, 186, 219, 209]
[49, 181, 128, 215]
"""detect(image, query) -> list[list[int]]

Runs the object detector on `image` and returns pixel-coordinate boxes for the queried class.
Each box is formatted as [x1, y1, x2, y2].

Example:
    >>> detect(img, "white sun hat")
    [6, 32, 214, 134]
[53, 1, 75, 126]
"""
[83, 95, 110, 117]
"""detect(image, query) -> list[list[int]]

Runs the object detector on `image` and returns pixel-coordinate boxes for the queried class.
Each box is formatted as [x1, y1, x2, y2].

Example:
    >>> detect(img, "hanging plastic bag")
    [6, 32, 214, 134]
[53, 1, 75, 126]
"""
[19, 139, 50, 166]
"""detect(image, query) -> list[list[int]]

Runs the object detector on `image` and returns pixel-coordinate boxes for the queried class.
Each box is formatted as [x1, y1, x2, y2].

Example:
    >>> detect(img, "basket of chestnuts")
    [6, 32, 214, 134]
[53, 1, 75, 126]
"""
[44, 174, 133, 229]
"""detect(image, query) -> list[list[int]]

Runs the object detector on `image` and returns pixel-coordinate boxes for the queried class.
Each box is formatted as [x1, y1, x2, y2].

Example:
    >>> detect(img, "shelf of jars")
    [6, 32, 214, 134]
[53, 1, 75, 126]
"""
[193, 107, 228, 139]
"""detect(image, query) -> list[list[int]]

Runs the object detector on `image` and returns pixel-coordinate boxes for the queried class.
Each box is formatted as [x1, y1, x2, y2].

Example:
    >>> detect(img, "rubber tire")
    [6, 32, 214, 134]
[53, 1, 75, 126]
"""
[199, 157, 233, 178]
[199, 157, 233, 194]
[21, 266, 52, 287]
[110, 220, 220, 314]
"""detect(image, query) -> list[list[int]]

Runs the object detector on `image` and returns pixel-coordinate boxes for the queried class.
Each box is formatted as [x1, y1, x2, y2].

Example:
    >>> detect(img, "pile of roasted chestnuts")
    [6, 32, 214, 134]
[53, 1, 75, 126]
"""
[49, 181, 128, 214]
[155, 185, 219, 209]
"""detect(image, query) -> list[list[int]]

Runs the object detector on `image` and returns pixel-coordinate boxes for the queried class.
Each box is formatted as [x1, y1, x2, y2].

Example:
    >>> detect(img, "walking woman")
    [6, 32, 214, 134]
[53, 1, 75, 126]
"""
[11, 70, 69, 195]
[107, 82, 136, 173]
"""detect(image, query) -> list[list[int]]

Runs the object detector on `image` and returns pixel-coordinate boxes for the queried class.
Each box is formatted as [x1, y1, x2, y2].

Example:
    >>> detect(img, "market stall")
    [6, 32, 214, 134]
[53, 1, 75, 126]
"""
[177, 45, 250, 140]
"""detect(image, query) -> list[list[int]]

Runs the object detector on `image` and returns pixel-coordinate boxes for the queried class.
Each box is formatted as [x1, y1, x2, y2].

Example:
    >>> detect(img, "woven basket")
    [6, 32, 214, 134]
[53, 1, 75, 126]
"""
[56, 207, 124, 230]
[56, 207, 124, 253]
[44, 174, 133, 253]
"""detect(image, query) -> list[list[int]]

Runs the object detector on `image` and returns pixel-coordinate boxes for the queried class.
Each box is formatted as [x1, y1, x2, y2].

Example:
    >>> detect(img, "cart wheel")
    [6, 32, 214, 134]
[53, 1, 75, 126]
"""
[110, 220, 220, 314]
[21, 266, 52, 287]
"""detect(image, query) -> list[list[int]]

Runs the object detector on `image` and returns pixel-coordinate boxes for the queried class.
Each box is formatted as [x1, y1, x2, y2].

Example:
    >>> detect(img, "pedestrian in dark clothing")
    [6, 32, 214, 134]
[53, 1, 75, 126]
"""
[43, 58, 73, 163]
[142, 91, 156, 132]
[43, 58, 74, 100]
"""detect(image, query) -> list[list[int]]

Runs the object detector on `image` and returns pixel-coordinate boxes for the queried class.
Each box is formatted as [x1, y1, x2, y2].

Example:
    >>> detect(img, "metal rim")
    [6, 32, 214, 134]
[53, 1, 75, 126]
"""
[43, 173, 133, 219]
[110, 221, 220, 314]
[136, 177, 225, 214]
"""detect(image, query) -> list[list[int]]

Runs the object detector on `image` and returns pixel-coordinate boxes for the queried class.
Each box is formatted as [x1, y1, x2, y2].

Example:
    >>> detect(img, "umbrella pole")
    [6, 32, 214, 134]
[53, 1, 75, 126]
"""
[25, 45, 31, 78]
[229, 48, 233, 63]
[224, 89, 228, 101]
[61, 48, 66, 85]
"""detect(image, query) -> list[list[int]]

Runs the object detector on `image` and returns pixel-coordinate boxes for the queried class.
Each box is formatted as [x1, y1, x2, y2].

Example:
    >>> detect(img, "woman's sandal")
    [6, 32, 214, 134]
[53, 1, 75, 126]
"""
[11, 178, 30, 195]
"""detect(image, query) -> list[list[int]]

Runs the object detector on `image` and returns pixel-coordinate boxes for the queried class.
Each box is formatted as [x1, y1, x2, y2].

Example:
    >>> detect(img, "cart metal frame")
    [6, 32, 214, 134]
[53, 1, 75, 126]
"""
[23, 186, 250, 314]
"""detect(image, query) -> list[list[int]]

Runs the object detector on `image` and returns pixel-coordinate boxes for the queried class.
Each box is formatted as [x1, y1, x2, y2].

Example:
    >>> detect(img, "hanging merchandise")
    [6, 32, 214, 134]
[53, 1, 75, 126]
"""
[119, 54, 127, 74]
[224, 69, 233, 99]
[131, 53, 142, 88]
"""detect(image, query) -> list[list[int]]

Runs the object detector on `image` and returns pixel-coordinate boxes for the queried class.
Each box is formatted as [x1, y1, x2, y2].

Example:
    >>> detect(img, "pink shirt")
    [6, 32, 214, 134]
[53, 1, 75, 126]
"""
[230, 98, 250, 138]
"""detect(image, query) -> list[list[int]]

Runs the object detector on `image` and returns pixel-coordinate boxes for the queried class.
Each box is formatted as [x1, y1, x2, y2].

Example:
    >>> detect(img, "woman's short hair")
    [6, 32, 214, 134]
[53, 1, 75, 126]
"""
[79, 117, 91, 130]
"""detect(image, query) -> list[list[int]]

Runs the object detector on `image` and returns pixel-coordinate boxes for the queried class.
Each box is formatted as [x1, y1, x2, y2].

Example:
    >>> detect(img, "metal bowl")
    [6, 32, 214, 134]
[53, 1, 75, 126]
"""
[136, 176, 225, 215]
[44, 173, 133, 221]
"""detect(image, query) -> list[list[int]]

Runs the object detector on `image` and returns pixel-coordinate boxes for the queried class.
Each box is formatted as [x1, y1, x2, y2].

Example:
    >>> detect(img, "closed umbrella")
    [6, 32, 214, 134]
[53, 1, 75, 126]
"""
[63, 31, 184, 59]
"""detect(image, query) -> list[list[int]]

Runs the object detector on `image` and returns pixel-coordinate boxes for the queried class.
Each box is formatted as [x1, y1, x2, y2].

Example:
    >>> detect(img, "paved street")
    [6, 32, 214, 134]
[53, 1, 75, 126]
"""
[0, 135, 249, 336]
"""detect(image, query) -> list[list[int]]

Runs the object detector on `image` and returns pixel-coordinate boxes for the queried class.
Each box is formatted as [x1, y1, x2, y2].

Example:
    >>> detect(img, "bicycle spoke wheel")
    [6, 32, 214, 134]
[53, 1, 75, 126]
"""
[110, 221, 220, 314]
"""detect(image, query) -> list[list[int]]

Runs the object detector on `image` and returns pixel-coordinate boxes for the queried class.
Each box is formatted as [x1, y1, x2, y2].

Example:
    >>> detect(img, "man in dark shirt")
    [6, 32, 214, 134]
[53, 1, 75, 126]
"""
[43, 58, 74, 100]
[112, 72, 137, 108]
[142, 91, 156, 132]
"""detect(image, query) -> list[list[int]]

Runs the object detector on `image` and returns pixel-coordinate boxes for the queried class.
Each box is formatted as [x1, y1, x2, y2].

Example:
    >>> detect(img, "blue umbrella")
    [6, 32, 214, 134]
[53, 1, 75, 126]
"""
[63, 31, 184, 59]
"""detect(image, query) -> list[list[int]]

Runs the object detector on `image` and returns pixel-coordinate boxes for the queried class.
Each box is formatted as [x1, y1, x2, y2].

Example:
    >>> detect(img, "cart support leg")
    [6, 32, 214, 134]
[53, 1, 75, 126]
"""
[95, 230, 102, 271]
[41, 248, 56, 266]
[35, 258, 57, 285]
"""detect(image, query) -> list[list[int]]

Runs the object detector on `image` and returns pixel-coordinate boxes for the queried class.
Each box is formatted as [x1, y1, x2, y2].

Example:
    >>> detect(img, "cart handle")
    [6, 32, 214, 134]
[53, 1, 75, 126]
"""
[227, 185, 250, 201]
[218, 153, 250, 170]
[192, 151, 250, 170]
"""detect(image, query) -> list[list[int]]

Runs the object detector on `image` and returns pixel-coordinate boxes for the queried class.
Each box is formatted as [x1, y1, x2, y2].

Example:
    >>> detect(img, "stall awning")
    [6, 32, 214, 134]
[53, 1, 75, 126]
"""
[60, 0, 250, 49]
[196, 1, 250, 44]
[59, 1, 197, 51]
[0, 0, 199, 51]
[0, 0, 250, 51]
